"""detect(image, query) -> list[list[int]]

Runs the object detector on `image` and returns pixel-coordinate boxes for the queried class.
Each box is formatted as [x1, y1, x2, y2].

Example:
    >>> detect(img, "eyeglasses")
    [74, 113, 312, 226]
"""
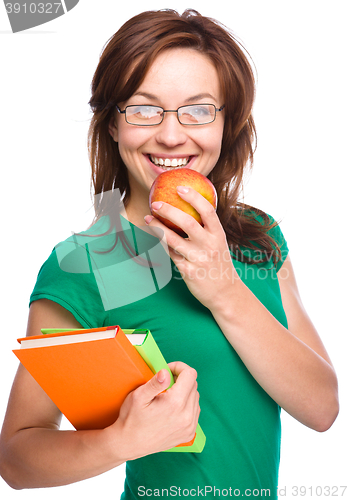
[115, 103, 225, 126]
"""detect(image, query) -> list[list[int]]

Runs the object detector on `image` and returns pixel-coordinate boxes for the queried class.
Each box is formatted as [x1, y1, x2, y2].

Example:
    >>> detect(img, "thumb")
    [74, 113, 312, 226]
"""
[139, 369, 171, 404]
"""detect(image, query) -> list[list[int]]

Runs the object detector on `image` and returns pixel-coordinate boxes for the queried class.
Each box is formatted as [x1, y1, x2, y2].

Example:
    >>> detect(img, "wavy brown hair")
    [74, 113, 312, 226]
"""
[87, 9, 282, 266]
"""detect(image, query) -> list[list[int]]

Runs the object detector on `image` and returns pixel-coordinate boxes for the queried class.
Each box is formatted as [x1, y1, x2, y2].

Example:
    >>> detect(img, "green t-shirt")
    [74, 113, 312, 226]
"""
[29, 213, 289, 499]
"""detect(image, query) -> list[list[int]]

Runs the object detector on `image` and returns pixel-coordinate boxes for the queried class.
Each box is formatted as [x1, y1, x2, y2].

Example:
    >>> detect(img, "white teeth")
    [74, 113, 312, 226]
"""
[150, 156, 189, 168]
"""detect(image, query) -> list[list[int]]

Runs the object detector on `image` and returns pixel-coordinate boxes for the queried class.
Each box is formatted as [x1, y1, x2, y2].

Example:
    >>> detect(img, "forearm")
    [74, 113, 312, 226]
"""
[1, 365, 200, 490]
[0, 425, 123, 490]
[211, 276, 339, 431]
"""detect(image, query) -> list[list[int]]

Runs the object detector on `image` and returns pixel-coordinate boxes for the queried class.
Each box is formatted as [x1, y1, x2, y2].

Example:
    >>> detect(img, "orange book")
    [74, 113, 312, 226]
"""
[13, 326, 154, 431]
[13, 326, 206, 452]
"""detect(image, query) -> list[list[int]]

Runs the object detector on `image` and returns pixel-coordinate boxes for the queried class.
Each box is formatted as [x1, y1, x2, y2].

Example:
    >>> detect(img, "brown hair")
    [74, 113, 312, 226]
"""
[87, 9, 282, 266]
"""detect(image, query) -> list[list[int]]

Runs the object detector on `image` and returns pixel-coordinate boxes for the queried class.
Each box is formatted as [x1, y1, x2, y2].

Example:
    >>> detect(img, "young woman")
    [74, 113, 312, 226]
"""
[0, 9, 339, 498]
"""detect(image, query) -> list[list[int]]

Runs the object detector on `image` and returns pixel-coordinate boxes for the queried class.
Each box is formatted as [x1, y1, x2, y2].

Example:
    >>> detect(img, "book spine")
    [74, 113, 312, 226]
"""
[133, 331, 175, 387]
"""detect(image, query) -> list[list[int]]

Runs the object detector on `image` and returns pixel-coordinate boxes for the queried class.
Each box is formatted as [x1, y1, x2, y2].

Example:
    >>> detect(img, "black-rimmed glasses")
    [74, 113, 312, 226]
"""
[115, 103, 225, 126]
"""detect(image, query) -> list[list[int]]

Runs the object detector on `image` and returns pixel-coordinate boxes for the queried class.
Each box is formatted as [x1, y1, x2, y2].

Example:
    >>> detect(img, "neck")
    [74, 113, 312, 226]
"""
[121, 200, 151, 228]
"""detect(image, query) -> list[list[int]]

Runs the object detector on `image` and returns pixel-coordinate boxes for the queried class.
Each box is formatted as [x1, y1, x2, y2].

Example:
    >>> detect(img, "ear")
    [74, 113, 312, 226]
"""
[108, 116, 118, 142]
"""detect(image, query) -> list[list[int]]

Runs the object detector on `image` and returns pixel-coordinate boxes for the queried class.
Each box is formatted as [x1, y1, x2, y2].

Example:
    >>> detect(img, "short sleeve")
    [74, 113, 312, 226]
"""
[266, 216, 289, 272]
[29, 246, 108, 328]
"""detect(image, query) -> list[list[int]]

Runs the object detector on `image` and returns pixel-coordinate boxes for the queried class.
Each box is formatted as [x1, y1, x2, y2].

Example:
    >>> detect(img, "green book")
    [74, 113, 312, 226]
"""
[41, 327, 206, 453]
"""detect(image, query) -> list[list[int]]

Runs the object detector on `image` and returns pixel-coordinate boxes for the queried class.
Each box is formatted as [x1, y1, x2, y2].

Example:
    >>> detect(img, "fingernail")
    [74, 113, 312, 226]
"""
[151, 201, 163, 211]
[177, 186, 189, 194]
[156, 370, 166, 383]
[144, 215, 154, 225]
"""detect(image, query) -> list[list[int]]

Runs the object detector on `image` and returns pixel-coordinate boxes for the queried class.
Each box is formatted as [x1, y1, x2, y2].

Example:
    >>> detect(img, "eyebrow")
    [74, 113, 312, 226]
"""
[132, 91, 218, 104]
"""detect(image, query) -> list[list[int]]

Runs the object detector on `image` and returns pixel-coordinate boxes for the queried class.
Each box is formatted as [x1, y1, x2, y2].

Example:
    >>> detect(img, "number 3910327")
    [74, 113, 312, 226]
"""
[5, 3, 63, 14]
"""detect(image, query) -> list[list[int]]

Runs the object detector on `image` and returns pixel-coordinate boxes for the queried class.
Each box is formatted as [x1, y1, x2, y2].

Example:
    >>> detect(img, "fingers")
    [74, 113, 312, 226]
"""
[148, 361, 200, 423]
[135, 369, 172, 407]
[166, 361, 200, 420]
[167, 360, 196, 377]
[114, 362, 201, 458]
[149, 186, 221, 238]
[127, 363, 198, 410]
[165, 362, 200, 443]
[167, 361, 198, 389]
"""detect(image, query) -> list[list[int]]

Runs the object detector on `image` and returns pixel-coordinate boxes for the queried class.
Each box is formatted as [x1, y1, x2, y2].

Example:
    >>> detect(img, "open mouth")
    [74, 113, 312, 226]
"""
[148, 155, 192, 169]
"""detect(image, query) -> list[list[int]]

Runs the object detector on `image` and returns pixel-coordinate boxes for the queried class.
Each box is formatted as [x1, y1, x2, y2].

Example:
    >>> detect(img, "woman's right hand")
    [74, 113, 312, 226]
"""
[108, 361, 201, 460]
[0, 299, 201, 489]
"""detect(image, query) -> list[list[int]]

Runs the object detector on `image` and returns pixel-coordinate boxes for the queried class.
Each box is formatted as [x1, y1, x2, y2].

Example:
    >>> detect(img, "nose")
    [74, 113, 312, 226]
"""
[155, 112, 188, 148]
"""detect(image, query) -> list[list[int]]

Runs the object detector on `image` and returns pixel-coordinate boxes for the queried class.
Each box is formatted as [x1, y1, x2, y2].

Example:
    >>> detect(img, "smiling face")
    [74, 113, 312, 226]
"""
[108, 48, 225, 225]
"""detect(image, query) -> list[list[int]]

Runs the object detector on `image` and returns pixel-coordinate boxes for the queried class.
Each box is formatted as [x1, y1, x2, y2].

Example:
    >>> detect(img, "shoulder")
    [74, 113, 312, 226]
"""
[29, 217, 113, 328]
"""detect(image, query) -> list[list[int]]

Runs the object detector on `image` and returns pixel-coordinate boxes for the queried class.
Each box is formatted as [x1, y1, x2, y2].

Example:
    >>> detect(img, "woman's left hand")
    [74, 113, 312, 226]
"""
[144, 185, 236, 312]
[145, 187, 340, 433]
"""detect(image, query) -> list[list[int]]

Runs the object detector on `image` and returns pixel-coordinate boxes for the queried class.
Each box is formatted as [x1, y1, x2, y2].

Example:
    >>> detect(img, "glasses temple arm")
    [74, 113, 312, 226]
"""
[115, 105, 126, 114]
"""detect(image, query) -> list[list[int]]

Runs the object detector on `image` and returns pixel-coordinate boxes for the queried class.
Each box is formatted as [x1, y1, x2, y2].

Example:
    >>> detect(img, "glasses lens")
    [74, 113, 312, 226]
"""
[126, 105, 163, 125]
[178, 104, 216, 125]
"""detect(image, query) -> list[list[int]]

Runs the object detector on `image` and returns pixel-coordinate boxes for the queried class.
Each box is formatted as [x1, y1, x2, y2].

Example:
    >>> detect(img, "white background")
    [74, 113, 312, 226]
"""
[0, 1, 347, 498]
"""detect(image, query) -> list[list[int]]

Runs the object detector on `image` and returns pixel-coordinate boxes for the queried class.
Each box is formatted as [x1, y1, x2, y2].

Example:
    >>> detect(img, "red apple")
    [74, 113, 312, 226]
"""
[149, 168, 217, 237]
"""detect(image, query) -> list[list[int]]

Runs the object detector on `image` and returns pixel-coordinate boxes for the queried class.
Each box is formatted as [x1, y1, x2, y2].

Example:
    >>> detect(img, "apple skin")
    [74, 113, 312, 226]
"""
[149, 168, 217, 237]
